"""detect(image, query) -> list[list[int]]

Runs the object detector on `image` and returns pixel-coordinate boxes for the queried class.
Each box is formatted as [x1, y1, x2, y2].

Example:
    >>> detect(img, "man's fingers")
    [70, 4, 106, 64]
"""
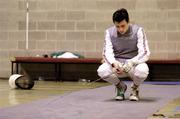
[116, 68, 123, 74]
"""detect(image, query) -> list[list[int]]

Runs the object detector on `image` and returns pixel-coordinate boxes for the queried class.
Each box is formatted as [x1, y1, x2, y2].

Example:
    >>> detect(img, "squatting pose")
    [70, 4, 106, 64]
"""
[97, 8, 150, 101]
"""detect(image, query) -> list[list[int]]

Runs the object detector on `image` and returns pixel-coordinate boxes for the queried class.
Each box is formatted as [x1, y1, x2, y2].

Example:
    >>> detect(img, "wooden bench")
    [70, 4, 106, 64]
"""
[147, 60, 180, 81]
[11, 57, 180, 81]
[11, 57, 102, 81]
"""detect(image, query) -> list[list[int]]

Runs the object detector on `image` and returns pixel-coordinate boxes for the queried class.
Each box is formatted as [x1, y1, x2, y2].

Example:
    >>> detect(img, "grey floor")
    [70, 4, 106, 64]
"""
[0, 80, 179, 119]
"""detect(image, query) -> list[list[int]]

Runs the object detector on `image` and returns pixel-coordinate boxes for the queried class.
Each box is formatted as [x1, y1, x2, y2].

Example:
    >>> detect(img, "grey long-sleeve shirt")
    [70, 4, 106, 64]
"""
[103, 24, 150, 65]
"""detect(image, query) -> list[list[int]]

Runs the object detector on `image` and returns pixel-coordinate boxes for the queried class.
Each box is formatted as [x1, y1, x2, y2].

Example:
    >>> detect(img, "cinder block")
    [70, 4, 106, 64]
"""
[96, 40, 104, 51]
[9, 50, 31, 57]
[0, 0, 18, 10]
[95, 21, 113, 31]
[116, 0, 136, 10]
[167, 10, 180, 21]
[9, 31, 25, 41]
[167, 32, 180, 41]
[148, 41, 157, 52]
[29, 11, 47, 21]
[66, 32, 85, 40]
[157, 22, 178, 31]
[57, 0, 97, 10]
[38, 21, 55, 30]
[176, 43, 180, 51]
[0, 70, 9, 77]
[97, 0, 136, 10]
[0, 61, 10, 71]
[0, 41, 17, 50]
[178, 0, 180, 8]
[18, 21, 36, 30]
[84, 52, 102, 58]
[86, 32, 104, 40]
[27, 50, 52, 57]
[47, 32, 65, 41]
[18, 41, 26, 49]
[146, 31, 166, 42]
[135, 0, 158, 10]
[85, 11, 106, 21]
[0, 12, 8, 22]
[66, 11, 85, 20]
[0, 21, 18, 31]
[56, 40, 75, 51]
[29, 31, 46, 41]
[96, 1, 119, 10]
[36, 41, 56, 50]
[18, 41, 36, 50]
[18, 0, 37, 11]
[75, 0, 97, 10]
[47, 11, 66, 21]
[57, 21, 75, 30]
[37, 0, 57, 10]
[178, 22, 180, 30]
[76, 21, 95, 30]
[57, 0, 73, 10]
[150, 52, 168, 60]
[132, 11, 167, 21]
[0, 32, 8, 40]
[0, 12, 24, 22]
[156, 42, 176, 52]
[136, 21, 157, 31]
[157, 0, 178, 9]
[75, 40, 96, 52]
[0, 51, 9, 58]
[103, 11, 114, 21]
[167, 53, 179, 59]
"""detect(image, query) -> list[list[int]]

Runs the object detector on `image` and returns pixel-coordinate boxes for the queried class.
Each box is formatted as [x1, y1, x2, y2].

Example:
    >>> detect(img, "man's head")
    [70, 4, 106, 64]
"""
[112, 8, 129, 34]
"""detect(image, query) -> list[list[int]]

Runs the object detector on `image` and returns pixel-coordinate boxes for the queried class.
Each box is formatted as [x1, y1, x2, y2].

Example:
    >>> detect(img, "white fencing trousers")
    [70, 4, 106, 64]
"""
[97, 62, 149, 86]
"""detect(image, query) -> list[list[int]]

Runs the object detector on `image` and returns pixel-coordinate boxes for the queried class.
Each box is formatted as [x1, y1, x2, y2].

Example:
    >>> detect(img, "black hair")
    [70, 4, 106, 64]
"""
[112, 8, 129, 23]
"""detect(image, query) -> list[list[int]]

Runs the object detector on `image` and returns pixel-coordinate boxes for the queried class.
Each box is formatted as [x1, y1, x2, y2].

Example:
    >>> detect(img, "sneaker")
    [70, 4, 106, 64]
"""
[115, 82, 127, 101]
[129, 84, 139, 101]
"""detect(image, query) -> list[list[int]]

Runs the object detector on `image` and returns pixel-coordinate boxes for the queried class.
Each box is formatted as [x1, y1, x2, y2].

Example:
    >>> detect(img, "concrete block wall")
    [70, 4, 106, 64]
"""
[0, 0, 180, 77]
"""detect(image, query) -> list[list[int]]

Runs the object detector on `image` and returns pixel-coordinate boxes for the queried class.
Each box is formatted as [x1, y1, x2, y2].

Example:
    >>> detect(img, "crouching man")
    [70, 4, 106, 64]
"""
[97, 8, 150, 101]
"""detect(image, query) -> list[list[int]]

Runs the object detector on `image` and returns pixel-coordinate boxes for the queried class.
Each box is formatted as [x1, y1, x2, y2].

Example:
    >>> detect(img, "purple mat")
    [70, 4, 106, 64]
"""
[144, 81, 180, 85]
[0, 83, 179, 119]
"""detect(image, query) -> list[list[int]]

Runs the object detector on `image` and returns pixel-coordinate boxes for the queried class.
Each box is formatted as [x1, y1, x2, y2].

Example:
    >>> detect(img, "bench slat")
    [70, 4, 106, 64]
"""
[12, 57, 102, 64]
[147, 60, 180, 64]
[12, 57, 180, 64]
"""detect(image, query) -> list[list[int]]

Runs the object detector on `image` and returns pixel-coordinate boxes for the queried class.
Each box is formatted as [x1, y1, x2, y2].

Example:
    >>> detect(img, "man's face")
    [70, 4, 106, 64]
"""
[114, 20, 129, 34]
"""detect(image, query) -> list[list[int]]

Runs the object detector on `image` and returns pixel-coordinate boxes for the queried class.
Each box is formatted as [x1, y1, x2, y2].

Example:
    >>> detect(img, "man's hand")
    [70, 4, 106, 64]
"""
[112, 61, 123, 74]
[123, 60, 134, 73]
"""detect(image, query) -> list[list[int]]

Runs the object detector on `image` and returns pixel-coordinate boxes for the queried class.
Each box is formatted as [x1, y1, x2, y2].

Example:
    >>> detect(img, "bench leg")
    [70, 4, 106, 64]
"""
[11, 62, 19, 74]
[55, 63, 58, 81]
[16, 63, 19, 74]
[58, 64, 62, 81]
[11, 62, 14, 74]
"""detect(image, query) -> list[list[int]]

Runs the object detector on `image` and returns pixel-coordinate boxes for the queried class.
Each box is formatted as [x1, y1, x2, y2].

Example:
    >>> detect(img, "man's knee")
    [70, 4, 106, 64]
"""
[97, 64, 112, 78]
[134, 63, 149, 79]
[97, 67, 107, 78]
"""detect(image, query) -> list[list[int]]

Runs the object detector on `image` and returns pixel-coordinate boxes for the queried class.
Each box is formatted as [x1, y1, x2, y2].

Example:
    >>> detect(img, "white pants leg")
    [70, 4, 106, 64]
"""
[128, 63, 149, 86]
[97, 62, 149, 86]
[97, 62, 127, 85]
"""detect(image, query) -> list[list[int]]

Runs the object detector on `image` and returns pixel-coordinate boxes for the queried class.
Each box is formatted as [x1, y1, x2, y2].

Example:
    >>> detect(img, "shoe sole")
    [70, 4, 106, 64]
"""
[129, 99, 139, 101]
[129, 97, 139, 101]
[115, 97, 125, 101]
